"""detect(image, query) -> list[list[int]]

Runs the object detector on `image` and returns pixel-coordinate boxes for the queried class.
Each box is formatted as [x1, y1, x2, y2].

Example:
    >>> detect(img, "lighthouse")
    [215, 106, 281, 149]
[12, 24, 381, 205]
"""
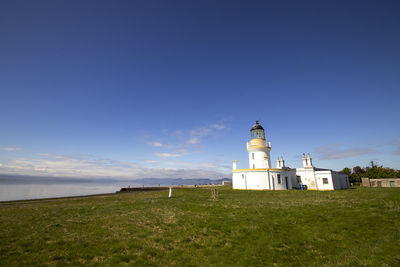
[232, 121, 350, 191]
[247, 121, 271, 169]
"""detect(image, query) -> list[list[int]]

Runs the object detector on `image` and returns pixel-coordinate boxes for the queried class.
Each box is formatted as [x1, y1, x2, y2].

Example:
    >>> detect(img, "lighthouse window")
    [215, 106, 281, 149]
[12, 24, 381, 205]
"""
[323, 178, 329, 184]
[252, 153, 254, 160]
[277, 174, 282, 184]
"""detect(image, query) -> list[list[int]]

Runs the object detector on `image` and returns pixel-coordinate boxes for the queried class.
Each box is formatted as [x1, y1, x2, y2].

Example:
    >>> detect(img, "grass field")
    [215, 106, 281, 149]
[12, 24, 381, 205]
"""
[1, 187, 400, 266]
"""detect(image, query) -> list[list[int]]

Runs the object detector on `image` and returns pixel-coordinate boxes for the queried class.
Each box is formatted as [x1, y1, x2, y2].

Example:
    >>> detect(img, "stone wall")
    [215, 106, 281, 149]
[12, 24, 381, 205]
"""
[361, 178, 400, 187]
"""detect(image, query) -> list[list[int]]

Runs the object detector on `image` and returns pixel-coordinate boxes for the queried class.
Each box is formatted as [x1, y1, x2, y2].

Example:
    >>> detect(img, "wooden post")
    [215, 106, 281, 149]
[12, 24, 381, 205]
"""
[211, 188, 218, 201]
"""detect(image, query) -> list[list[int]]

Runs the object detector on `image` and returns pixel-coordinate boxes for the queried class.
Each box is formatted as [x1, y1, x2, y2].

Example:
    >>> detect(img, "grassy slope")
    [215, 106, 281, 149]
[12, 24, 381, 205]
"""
[0, 187, 399, 266]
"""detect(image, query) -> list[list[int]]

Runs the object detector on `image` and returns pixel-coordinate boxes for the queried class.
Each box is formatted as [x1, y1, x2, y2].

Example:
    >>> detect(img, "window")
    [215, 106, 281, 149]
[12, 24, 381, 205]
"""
[377, 181, 382, 187]
[253, 164, 255, 169]
[296, 175, 302, 184]
[323, 178, 328, 185]
[277, 174, 282, 184]
[371, 181, 376, 187]
[252, 153, 254, 160]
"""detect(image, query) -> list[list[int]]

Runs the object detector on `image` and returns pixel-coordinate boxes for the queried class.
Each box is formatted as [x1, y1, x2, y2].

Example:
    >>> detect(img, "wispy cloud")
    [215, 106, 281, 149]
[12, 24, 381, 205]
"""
[314, 144, 373, 160]
[199, 162, 218, 169]
[164, 159, 230, 170]
[1, 147, 23, 151]
[186, 137, 200, 145]
[165, 160, 194, 167]
[145, 122, 227, 159]
[154, 152, 184, 158]
[184, 123, 225, 147]
[146, 141, 163, 147]
[190, 123, 226, 137]
[162, 129, 184, 138]
[145, 160, 159, 163]
[386, 140, 400, 146]
[386, 140, 400, 156]
[146, 141, 175, 149]
[0, 154, 229, 179]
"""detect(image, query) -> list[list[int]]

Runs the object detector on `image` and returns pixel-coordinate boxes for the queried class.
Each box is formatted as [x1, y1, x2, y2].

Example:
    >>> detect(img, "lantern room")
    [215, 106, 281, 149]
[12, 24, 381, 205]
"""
[250, 121, 265, 139]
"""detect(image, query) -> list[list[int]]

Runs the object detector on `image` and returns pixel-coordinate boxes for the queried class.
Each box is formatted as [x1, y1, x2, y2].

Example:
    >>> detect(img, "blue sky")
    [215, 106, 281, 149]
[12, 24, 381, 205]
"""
[1, 0, 399, 179]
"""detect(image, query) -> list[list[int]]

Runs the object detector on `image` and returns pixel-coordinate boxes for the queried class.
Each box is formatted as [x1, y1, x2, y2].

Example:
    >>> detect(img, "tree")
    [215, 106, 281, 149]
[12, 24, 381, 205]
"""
[353, 166, 364, 175]
[341, 167, 357, 183]
[341, 168, 351, 176]
[348, 163, 400, 181]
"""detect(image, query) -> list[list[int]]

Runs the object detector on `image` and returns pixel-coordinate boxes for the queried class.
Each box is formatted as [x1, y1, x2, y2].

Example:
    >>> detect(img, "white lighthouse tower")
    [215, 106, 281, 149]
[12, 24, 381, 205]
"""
[247, 121, 271, 169]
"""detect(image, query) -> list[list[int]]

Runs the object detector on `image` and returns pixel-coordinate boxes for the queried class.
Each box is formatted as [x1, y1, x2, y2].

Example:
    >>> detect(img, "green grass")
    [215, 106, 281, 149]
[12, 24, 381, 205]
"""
[1, 187, 400, 266]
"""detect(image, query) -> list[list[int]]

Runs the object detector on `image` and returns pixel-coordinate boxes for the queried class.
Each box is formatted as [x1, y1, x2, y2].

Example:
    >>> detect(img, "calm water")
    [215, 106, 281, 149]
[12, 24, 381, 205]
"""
[0, 175, 228, 201]
[0, 182, 140, 202]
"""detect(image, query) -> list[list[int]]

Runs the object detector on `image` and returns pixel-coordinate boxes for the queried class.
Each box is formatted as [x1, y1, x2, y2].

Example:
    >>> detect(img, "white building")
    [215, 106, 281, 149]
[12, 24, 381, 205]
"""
[232, 121, 349, 191]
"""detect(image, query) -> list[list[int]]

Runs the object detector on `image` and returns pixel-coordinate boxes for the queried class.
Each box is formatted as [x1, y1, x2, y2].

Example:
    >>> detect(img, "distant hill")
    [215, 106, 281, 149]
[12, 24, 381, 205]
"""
[131, 178, 232, 186]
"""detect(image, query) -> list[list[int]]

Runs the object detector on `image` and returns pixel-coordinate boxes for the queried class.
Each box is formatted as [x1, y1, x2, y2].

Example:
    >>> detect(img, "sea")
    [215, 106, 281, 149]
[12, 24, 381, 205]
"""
[0, 175, 230, 202]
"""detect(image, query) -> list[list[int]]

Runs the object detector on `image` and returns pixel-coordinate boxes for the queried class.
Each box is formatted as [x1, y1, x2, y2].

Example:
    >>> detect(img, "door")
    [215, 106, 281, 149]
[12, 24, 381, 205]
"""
[390, 181, 395, 187]
[285, 176, 289, 189]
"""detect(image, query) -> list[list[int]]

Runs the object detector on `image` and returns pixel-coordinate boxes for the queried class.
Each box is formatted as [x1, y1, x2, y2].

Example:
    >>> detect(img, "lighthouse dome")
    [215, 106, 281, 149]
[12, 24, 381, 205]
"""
[250, 120, 264, 131]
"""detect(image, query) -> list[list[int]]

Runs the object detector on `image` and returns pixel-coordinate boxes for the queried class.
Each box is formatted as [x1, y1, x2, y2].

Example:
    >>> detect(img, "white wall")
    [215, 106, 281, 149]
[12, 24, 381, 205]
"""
[268, 170, 297, 190]
[246, 171, 270, 189]
[232, 171, 268, 190]
[296, 168, 318, 189]
[232, 172, 245, 189]
[248, 151, 268, 169]
[232, 169, 298, 190]
[296, 168, 350, 190]
[315, 171, 334, 190]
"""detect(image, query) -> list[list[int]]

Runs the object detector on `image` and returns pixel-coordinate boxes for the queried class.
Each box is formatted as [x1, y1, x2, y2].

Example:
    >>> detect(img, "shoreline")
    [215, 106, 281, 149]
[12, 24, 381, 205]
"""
[0, 192, 117, 205]
[0, 184, 225, 204]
